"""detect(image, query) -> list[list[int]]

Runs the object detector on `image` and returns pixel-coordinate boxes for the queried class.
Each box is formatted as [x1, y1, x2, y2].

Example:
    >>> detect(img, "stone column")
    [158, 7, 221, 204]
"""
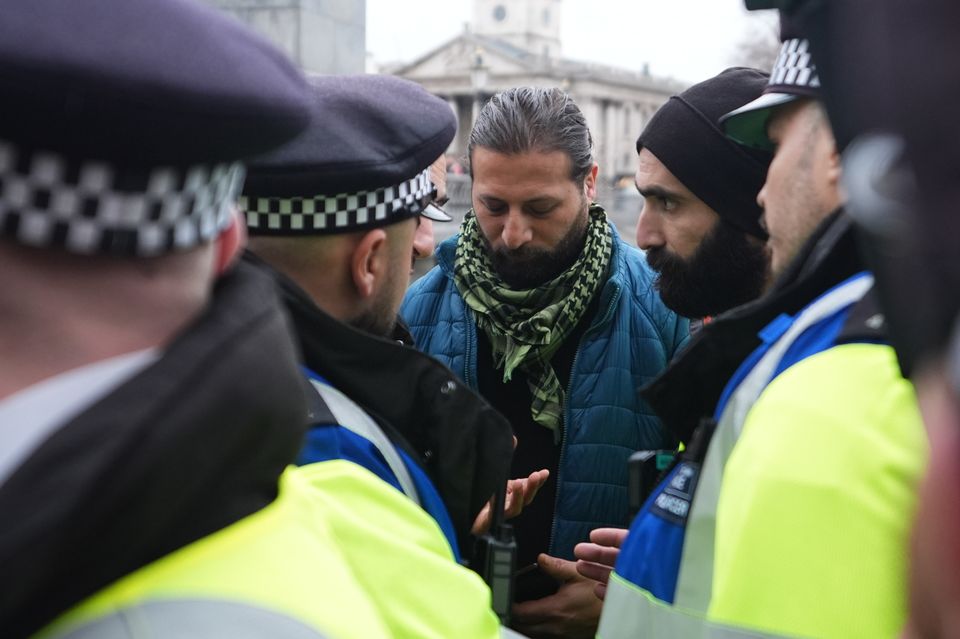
[604, 100, 618, 180]
[446, 98, 460, 154]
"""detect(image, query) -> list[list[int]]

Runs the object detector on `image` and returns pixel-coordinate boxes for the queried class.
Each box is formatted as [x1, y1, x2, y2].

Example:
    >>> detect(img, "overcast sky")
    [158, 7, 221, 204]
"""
[366, 0, 779, 84]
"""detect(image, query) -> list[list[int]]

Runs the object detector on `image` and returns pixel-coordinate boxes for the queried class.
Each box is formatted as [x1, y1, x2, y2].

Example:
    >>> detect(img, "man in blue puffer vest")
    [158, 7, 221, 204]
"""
[400, 86, 689, 637]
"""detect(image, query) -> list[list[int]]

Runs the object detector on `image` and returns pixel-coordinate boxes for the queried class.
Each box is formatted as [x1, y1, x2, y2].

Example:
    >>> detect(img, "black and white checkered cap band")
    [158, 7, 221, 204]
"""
[0, 139, 243, 257]
[768, 38, 820, 92]
[241, 167, 434, 234]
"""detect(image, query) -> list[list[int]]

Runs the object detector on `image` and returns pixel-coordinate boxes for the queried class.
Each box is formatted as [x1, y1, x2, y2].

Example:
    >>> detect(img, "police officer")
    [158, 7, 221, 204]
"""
[759, 1, 960, 635]
[0, 0, 401, 638]
[596, 16, 926, 639]
[240, 74, 520, 637]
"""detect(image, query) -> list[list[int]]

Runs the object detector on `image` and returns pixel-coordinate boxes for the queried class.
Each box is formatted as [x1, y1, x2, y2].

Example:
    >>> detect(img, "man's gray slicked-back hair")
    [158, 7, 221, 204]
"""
[468, 87, 595, 184]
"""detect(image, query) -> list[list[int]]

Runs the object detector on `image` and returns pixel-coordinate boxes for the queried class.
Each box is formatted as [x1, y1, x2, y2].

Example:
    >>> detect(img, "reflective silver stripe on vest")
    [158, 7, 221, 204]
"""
[600, 275, 875, 638]
[672, 273, 874, 611]
[309, 379, 421, 506]
[599, 573, 784, 639]
[52, 598, 329, 639]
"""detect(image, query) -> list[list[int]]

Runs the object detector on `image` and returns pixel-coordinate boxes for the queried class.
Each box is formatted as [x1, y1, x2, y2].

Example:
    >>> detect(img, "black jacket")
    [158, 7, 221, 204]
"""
[0, 261, 308, 638]
[248, 253, 515, 556]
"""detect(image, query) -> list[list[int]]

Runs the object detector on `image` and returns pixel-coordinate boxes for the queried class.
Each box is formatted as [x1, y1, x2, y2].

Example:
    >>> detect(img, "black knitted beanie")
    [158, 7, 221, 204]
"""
[637, 67, 772, 239]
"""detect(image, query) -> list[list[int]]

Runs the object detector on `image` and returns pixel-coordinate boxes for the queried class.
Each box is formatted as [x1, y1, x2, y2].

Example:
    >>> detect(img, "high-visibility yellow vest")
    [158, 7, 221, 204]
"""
[709, 343, 926, 638]
[37, 461, 502, 639]
[36, 467, 391, 638]
[600, 274, 926, 639]
[296, 460, 501, 639]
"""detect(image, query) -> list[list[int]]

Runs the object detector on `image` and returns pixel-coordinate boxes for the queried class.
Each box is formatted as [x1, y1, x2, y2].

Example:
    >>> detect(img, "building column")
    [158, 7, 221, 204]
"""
[456, 95, 473, 160]
[604, 101, 618, 179]
[472, 94, 483, 131]
[446, 97, 460, 155]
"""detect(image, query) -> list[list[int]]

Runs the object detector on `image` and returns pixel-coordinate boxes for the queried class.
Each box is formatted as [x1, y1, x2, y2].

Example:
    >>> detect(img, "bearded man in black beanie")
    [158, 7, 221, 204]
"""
[572, 66, 773, 599]
[580, 17, 925, 638]
[634, 67, 772, 320]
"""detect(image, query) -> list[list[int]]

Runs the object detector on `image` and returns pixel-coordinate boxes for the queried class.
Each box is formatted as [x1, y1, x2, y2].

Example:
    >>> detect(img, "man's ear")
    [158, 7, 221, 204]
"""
[584, 163, 600, 201]
[827, 140, 843, 189]
[214, 207, 247, 276]
[349, 228, 388, 299]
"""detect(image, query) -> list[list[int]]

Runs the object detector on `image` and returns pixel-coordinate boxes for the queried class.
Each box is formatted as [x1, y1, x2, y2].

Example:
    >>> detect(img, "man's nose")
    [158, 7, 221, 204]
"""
[635, 206, 663, 251]
[501, 210, 532, 250]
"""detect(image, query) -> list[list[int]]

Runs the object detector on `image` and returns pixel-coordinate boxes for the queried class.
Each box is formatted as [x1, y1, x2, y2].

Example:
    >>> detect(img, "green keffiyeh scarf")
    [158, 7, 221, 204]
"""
[454, 204, 612, 434]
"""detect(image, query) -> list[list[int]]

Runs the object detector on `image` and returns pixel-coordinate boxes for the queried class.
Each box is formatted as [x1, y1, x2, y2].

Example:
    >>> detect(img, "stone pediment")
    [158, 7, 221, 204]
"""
[395, 33, 539, 80]
[393, 32, 683, 96]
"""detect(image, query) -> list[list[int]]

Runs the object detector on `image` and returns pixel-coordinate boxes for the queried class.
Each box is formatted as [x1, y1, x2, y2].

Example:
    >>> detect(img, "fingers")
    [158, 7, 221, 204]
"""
[573, 528, 629, 590]
[573, 541, 620, 568]
[476, 468, 555, 532]
[513, 578, 603, 637]
[511, 591, 561, 624]
[501, 469, 551, 519]
[529, 468, 550, 484]
[589, 527, 629, 548]
[537, 553, 579, 582]
[521, 469, 550, 506]
[510, 580, 569, 627]
[575, 558, 613, 584]
[504, 480, 517, 513]
[503, 479, 523, 518]
[594, 581, 607, 601]
[471, 501, 491, 535]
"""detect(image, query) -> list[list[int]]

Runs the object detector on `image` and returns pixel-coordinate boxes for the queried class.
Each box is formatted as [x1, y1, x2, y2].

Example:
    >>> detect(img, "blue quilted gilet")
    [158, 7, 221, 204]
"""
[400, 226, 689, 559]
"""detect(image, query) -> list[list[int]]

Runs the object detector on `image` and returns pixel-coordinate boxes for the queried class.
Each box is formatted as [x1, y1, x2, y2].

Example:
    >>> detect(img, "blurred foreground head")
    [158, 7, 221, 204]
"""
[746, 0, 960, 371]
[0, 0, 311, 397]
[721, 18, 842, 283]
[744, 2, 960, 636]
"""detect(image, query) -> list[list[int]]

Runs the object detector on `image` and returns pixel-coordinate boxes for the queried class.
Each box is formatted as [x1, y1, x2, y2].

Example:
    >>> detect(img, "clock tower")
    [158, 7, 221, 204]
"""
[472, 0, 562, 59]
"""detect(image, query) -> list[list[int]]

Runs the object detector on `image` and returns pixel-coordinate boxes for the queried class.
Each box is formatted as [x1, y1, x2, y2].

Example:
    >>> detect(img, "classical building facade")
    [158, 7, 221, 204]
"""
[205, 0, 365, 74]
[391, 0, 686, 182]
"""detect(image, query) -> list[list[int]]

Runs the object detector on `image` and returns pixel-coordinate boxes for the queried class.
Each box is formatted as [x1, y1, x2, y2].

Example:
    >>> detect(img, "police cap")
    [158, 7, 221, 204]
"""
[720, 16, 821, 150]
[0, 0, 312, 256]
[242, 75, 457, 236]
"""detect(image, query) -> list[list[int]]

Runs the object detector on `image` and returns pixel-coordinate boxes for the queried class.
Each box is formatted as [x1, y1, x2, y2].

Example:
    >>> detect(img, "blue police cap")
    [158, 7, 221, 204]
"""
[0, 0, 312, 256]
[242, 75, 457, 236]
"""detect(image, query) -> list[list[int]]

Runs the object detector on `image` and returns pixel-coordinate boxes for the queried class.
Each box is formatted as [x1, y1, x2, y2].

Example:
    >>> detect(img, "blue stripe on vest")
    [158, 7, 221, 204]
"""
[614, 461, 701, 603]
[716, 272, 874, 419]
[614, 271, 873, 604]
[299, 368, 461, 560]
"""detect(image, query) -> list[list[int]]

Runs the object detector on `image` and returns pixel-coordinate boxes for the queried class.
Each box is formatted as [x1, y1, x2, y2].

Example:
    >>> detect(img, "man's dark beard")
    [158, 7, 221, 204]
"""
[646, 221, 770, 318]
[481, 211, 590, 289]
